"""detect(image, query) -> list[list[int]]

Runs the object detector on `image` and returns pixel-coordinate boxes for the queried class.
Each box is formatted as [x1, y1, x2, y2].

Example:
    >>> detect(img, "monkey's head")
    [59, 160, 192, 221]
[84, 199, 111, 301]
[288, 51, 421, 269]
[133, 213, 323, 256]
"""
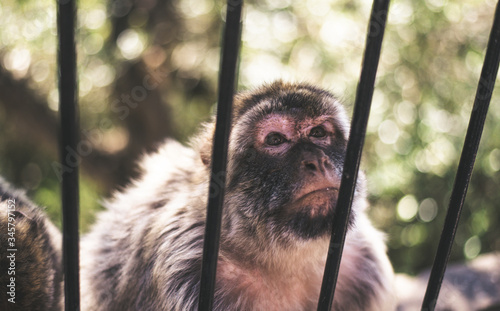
[200, 81, 364, 246]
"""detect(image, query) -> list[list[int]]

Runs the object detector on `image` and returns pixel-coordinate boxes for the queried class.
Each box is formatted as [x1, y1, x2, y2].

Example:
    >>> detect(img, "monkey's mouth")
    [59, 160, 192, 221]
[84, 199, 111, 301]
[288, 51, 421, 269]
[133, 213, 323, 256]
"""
[297, 187, 338, 200]
[291, 187, 339, 217]
[281, 187, 339, 240]
[293, 180, 339, 202]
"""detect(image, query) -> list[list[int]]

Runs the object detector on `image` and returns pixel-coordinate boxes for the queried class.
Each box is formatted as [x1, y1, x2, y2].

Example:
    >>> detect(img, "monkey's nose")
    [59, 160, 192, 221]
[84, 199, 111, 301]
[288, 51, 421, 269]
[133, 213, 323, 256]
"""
[301, 155, 332, 174]
[302, 160, 318, 171]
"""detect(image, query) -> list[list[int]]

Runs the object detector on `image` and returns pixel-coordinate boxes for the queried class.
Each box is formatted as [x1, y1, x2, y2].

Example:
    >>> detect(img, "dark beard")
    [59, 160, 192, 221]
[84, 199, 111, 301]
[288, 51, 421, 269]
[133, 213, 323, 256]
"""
[285, 203, 336, 239]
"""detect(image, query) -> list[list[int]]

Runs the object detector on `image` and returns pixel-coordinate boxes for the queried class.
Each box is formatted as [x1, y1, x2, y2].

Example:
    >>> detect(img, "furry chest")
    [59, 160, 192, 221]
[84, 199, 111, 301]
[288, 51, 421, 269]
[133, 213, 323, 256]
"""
[215, 259, 322, 311]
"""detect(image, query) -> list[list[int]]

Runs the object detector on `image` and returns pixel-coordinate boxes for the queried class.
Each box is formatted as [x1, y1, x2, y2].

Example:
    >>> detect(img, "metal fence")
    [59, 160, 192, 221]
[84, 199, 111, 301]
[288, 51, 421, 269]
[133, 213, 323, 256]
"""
[57, 0, 80, 310]
[56, 0, 500, 310]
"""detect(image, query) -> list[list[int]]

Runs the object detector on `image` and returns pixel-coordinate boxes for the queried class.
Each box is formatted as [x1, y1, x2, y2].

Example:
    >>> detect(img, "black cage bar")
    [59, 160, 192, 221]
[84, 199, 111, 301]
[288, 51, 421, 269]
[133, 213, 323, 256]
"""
[198, 1, 243, 310]
[57, 0, 80, 310]
[317, 0, 390, 310]
[421, 2, 500, 310]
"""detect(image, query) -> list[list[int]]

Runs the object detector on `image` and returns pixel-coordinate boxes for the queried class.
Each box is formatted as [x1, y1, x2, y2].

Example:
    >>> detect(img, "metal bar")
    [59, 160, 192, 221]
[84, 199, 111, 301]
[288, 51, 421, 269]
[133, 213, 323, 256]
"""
[57, 0, 80, 310]
[198, 1, 243, 310]
[317, 0, 390, 310]
[421, 2, 500, 310]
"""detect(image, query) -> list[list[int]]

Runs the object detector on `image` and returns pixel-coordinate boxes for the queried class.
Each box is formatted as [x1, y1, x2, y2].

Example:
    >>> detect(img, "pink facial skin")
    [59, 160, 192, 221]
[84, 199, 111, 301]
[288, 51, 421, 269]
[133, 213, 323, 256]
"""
[254, 113, 337, 156]
[253, 113, 341, 216]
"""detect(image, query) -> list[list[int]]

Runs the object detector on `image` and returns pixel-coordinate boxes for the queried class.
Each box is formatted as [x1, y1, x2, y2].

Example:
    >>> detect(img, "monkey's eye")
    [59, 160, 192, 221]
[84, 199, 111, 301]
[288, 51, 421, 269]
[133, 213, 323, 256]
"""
[309, 126, 327, 138]
[265, 132, 286, 146]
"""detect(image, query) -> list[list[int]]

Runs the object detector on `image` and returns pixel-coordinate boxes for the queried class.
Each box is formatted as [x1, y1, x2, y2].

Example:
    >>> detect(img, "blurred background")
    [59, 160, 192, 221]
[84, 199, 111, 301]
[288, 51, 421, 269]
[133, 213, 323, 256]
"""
[0, 0, 499, 275]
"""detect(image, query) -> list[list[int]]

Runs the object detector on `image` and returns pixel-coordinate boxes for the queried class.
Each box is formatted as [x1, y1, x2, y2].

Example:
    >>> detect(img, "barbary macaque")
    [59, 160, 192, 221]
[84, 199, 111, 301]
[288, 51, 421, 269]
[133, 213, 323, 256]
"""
[1, 81, 395, 310]
[80, 81, 395, 310]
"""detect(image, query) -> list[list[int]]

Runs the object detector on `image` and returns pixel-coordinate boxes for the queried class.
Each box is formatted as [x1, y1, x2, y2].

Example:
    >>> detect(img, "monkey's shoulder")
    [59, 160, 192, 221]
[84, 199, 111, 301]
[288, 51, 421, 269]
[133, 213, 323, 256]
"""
[102, 139, 208, 214]
[140, 139, 207, 187]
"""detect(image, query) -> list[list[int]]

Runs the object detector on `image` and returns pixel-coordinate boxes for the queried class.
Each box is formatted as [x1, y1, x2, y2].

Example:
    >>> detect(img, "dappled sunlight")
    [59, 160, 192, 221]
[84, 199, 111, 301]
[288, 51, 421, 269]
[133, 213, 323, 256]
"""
[489, 149, 500, 171]
[3, 47, 31, 78]
[418, 198, 438, 222]
[82, 6, 107, 30]
[117, 29, 146, 60]
[464, 235, 481, 259]
[397, 195, 419, 222]
[176, 0, 214, 18]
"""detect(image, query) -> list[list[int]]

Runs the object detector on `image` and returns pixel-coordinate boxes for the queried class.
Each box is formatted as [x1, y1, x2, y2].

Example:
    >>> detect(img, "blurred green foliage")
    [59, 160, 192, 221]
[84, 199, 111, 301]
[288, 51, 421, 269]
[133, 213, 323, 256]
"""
[0, 0, 499, 275]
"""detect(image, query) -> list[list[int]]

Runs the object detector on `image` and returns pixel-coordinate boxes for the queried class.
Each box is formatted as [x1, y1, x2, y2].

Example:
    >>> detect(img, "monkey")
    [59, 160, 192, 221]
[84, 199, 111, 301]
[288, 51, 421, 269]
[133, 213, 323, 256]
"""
[79, 81, 395, 311]
[0, 81, 395, 310]
[0, 178, 63, 311]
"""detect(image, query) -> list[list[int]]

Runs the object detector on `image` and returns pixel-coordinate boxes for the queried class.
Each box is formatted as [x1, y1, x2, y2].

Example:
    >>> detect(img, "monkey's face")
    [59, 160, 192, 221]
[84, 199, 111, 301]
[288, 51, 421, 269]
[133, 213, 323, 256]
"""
[225, 82, 353, 243]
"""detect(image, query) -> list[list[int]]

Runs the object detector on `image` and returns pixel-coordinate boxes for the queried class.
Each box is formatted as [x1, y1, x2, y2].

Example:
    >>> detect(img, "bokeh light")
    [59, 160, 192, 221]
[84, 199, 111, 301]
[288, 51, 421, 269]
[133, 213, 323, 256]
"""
[464, 235, 481, 259]
[418, 198, 438, 222]
[397, 195, 419, 222]
[117, 29, 146, 60]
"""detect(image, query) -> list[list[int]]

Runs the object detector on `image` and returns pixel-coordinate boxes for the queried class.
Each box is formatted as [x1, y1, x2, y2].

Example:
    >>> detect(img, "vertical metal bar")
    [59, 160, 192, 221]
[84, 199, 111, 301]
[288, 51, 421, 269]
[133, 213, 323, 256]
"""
[57, 0, 80, 310]
[198, 1, 243, 310]
[317, 0, 390, 310]
[421, 2, 500, 310]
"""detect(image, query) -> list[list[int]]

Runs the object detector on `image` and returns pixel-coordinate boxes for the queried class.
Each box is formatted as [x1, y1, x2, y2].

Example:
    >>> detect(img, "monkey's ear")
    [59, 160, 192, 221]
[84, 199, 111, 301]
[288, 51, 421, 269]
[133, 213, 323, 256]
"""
[192, 121, 215, 168]
[199, 140, 212, 167]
